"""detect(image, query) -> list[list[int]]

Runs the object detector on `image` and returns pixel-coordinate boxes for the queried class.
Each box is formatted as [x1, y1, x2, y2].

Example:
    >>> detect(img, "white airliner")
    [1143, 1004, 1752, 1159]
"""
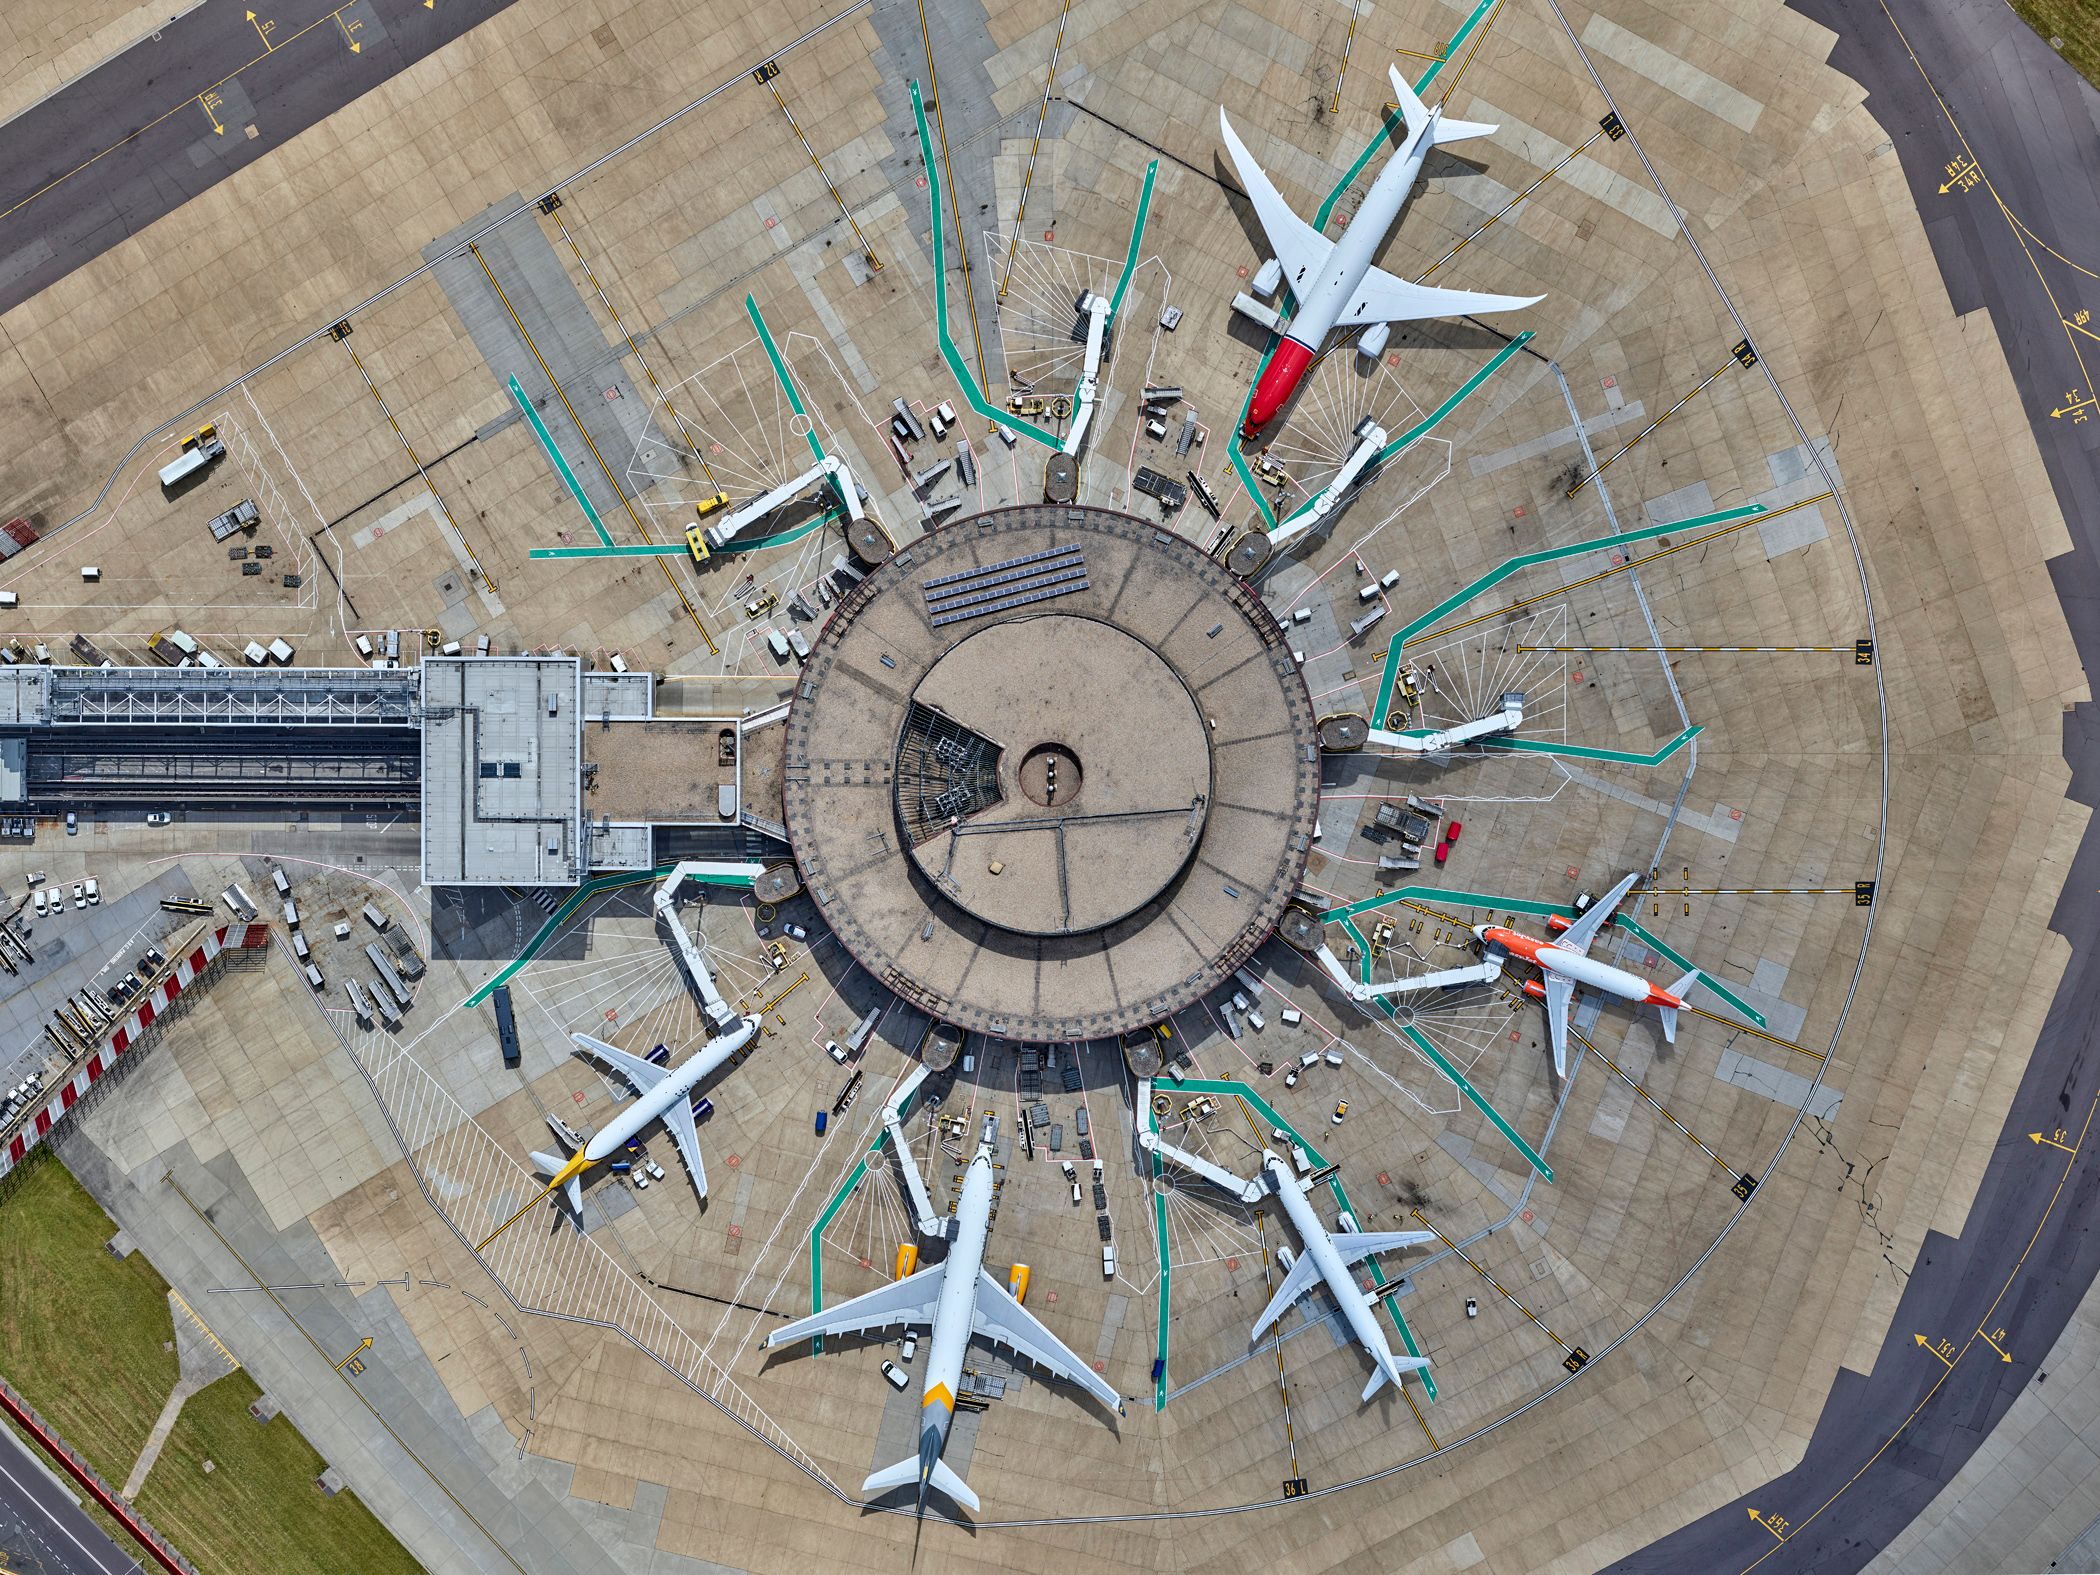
[1141, 1128, 1434, 1402]
[763, 1114, 1118, 1518]
[1475, 871, 1702, 1077]
[528, 1018, 760, 1211]
[1224, 65, 1544, 438]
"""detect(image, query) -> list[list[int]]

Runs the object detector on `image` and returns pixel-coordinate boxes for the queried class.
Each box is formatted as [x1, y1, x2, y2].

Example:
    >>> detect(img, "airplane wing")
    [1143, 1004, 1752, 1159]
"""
[1557, 870, 1638, 956]
[1250, 1248, 1326, 1338]
[971, 1269, 1120, 1411]
[1544, 971, 1578, 1079]
[1218, 108, 1333, 294]
[570, 1033, 669, 1093]
[762, 1264, 946, 1350]
[661, 1096, 708, 1199]
[1328, 1229, 1437, 1269]
[1335, 264, 1544, 328]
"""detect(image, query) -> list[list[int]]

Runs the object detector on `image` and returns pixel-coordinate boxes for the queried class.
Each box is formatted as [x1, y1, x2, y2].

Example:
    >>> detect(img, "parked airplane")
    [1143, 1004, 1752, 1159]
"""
[528, 1018, 760, 1211]
[1222, 65, 1544, 438]
[1140, 1128, 1434, 1401]
[762, 1114, 1118, 1518]
[1474, 872, 1702, 1076]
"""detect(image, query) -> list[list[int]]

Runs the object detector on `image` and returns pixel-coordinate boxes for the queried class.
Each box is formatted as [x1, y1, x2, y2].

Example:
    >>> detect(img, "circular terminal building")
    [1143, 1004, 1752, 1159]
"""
[783, 505, 1321, 1042]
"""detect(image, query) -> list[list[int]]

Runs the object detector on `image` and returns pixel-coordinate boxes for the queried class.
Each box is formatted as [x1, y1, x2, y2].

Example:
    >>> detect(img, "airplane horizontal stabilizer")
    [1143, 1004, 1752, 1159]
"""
[1362, 1363, 1389, 1403]
[1658, 967, 1701, 1043]
[528, 1151, 583, 1215]
[1430, 115, 1499, 145]
[863, 1454, 980, 1515]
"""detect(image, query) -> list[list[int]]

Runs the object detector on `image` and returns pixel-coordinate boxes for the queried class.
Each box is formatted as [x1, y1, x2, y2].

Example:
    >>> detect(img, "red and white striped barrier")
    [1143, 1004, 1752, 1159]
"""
[1, 923, 271, 1181]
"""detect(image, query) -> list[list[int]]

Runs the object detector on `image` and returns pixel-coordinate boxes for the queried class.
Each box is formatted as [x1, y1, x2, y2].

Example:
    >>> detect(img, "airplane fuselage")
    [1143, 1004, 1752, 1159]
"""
[1477, 928, 1684, 1012]
[916, 1125, 996, 1495]
[1243, 119, 1435, 436]
[1260, 1154, 1408, 1382]
[580, 1016, 759, 1166]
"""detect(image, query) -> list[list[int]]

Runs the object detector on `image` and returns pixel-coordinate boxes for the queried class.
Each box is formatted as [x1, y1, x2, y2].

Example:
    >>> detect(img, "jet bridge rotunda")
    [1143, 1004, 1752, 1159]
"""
[781, 504, 1321, 1041]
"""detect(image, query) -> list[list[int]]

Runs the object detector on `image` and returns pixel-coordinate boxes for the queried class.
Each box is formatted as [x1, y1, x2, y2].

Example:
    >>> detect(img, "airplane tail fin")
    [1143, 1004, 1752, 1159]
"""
[1387, 66, 1431, 144]
[530, 1151, 584, 1215]
[863, 1454, 980, 1515]
[1360, 1350, 1431, 1403]
[1657, 968, 1701, 1044]
[1388, 65, 1498, 147]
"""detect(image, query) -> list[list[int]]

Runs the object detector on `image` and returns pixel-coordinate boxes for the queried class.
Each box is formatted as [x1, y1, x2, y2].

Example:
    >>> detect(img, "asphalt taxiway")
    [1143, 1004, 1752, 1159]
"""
[0, 0, 521, 317]
[1619, 0, 2100, 1567]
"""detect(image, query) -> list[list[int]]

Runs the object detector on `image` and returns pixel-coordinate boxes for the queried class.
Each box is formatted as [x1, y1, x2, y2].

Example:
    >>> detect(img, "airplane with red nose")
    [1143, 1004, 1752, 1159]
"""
[1474, 872, 1702, 1077]
[1222, 66, 1544, 440]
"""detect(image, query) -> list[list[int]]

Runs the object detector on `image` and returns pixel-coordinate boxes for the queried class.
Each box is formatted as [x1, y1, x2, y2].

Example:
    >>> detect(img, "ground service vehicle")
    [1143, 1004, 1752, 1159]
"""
[493, 984, 520, 1068]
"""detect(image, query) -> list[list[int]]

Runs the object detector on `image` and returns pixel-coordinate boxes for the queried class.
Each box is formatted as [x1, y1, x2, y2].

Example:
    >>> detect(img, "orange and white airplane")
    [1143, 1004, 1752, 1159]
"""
[1474, 872, 1701, 1077]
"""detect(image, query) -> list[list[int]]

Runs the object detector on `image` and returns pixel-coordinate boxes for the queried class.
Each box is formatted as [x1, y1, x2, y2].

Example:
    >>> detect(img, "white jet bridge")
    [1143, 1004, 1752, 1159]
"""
[654, 860, 766, 1031]
[1369, 690, 1525, 754]
[1061, 291, 1114, 457]
[1267, 419, 1388, 552]
[1314, 944, 1504, 1003]
[880, 1063, 946, 1236]
[699, 453, 865, 554]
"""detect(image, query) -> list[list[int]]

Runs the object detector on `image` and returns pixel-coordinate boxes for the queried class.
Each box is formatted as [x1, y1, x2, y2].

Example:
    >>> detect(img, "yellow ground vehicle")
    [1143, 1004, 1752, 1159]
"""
[744, 591, 779, 619]
[684, 524, 711, 563]
[694, 490, 731, 518]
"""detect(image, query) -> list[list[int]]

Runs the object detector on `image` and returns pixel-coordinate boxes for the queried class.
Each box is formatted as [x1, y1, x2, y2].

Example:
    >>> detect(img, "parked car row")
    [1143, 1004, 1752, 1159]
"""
[29, 878, 98, 917]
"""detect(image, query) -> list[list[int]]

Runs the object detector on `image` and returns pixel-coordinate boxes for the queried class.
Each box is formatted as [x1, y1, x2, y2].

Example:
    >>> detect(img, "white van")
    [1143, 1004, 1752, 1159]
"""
[83, 878, 100, 905]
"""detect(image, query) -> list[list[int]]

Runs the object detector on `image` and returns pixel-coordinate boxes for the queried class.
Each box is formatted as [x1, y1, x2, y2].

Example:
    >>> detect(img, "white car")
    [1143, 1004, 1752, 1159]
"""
[70, 883, 85, 909]
[880, 1360, 910, 1390]
[826, 1041, 847, 1064]
[31, 891, 47, 917]
[900, 1331, 917, 1361]
[145, 812, 172, 826]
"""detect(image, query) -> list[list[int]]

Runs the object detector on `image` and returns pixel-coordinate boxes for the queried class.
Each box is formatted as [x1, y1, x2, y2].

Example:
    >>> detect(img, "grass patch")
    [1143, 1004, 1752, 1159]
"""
[0, 1153, 420, 1575]
[137, 1373, 422, 1575]
[2007, 0, 2100, 90]
[0, 1152, 177, 1473]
